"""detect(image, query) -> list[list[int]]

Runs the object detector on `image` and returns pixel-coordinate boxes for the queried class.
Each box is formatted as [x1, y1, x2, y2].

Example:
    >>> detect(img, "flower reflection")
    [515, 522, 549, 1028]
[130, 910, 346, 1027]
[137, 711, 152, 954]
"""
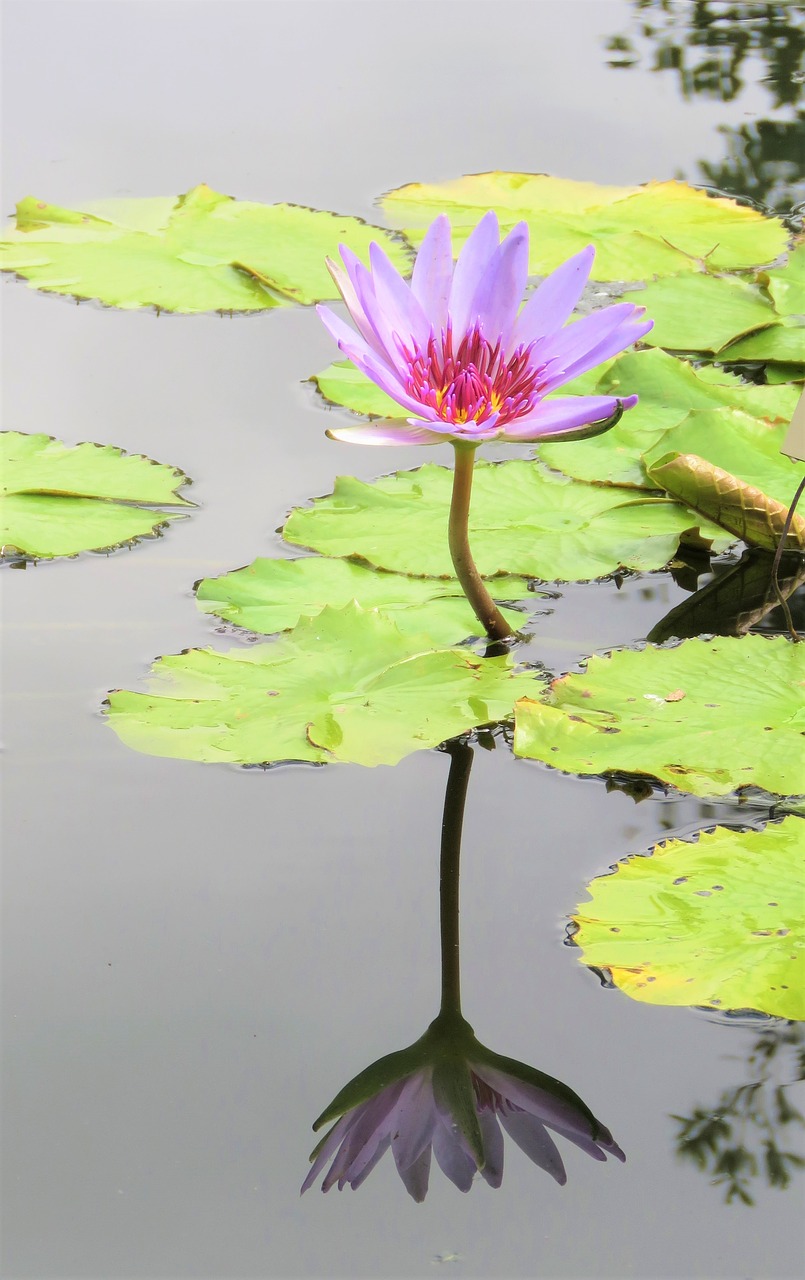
[301, 1012, 624, 1200]
[317, 211, 651, 448]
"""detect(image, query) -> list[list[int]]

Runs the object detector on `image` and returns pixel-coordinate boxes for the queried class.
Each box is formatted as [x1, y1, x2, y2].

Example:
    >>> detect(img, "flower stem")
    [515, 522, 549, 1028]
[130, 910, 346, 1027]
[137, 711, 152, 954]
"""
[449, 444, 513, 642]
[439, 740, 473, 1019]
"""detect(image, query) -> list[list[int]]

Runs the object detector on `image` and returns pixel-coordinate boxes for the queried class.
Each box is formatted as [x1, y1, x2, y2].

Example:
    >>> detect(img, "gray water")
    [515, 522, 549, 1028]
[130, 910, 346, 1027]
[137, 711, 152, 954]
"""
[3, 2, 803, 1276]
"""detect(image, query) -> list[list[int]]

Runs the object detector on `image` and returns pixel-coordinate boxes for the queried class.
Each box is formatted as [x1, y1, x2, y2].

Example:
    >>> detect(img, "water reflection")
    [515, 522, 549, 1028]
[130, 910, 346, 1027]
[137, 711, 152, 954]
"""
[649, 549, 805, 640]
[302, 741, 624, 1200]
[604, 1, 805, 212]
[673, 1020, 805, 1204]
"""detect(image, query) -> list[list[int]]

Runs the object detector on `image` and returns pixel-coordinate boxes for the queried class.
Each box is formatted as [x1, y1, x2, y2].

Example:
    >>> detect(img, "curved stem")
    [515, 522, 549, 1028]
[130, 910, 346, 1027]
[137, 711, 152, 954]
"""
[439, 740, 474, 1018]
[449, 444, 514, 642]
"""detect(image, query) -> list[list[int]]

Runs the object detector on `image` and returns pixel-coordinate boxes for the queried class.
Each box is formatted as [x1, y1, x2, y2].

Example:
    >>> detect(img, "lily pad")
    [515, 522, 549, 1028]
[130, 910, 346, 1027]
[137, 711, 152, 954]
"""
[571, 818, 804, 1021]
[196, 556, 532, 644]
[513, 634, 805, 797]
[282, 460, 730, 582]
[311, 360, 403, 419]
[540, 350, 798, 488]
[760, 242, 805, 318]
[631, 273, 778, 354]
[105, 603, 539, 767]
[380, 174, 788, 281]
[717, 316, 805, 366]
[0, 185, 411, 313]
[1, 431, 191, 559]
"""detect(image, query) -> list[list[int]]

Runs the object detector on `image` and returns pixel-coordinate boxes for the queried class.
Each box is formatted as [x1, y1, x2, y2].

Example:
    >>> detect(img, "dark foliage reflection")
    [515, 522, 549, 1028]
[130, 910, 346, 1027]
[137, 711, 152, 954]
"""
[302, 742, 624, 1200]
[673, 1021, 805, 1204]
[604, 2, 805, 212]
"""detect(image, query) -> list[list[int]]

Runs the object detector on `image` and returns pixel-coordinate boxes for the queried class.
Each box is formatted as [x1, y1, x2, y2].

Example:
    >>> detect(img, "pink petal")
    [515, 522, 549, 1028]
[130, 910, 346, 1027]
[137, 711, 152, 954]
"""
[410, 214, 453, 333]
[468, 221, 530, 349]
[513, 246, 595, 346]
[499, 394, 636, 441]
[369, 241, 432, 351]
[326, 420, 448, 446]
[448, 211, 502, 340]
[498, 1111, 567, 1184]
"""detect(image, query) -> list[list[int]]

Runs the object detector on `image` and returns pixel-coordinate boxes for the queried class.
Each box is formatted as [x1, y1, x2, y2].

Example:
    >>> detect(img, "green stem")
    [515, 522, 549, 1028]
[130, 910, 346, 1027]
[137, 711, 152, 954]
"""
[449, 444, 514, 642]
[439, 740, 474, 1018]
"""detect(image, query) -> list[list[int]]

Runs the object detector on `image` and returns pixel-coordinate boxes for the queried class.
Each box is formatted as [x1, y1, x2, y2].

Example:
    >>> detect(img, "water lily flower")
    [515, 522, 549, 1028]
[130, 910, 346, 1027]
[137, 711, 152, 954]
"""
[316, 211, 652, 449]
[317, 213, 652, 641]
[301, 1013, 624, 1202]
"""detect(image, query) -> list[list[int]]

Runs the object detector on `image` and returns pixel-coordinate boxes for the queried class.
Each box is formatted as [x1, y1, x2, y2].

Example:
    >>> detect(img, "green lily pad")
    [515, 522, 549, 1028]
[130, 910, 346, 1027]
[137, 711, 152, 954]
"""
[644, 407, 805, 508]
[513, 635, 805, 797]
[540, 350, 798, 488]
[0, 431, 191, 558]
[571, 818, 804, 1020]
[311, 361, 403, 419]
[196, 556, 532, 644]
[717, 316, 805, 365]
[0, 185, 411, 313]
[380, 174, 788, 281]
[631, 273, 778, 354]
[760, 242, 805, 318]
[282, 460, 730, 582]
[765, 363, 805, 384]
[105, 603, 539, 768]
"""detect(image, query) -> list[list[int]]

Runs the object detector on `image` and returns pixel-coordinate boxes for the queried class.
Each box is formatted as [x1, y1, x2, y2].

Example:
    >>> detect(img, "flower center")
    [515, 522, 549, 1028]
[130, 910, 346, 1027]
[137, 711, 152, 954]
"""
[401, 324, 545, 428]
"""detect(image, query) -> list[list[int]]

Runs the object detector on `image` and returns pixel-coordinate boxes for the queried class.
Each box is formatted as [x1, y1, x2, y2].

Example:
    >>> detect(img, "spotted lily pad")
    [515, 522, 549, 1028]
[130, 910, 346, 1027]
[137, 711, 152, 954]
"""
[513, 635, 805, 797]
[196, 556, 532, 644]
[540, 350, 798, 488]
[0, 186, 411, 312]
[105, 603, 539, 768]
[380, 174, 788, 281]
[282, 460, 730, 582]
[1, 431, 191, 559]
[571, 818, 804, 1020]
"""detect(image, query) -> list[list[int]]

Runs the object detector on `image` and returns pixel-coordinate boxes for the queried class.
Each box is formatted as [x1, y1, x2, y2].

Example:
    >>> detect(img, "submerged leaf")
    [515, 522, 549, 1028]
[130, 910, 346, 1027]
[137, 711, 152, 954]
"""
[0, 431, 191, 558]
[647, 452, 805, 552]
[0, 185, 411, 312]
[571, 818, 804, 1020]
[105, 603, 539, 768]
[196, 556, 531, 643]
[380, 174, 788, 280]
[513, 634, 805, 797]
[282, 461, 730, 582]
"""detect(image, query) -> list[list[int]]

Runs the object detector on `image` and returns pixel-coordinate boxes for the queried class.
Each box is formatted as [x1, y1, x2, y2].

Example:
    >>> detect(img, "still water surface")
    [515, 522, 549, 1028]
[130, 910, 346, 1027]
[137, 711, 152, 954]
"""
[3, 2, 803, 1275]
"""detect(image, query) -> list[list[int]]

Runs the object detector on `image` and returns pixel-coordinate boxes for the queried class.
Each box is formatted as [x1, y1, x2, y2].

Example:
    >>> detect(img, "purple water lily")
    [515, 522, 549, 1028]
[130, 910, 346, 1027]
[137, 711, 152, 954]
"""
[317, 210, 652, 448]
[301, 1017, 624, 1202]
[317, 212, 652, 641]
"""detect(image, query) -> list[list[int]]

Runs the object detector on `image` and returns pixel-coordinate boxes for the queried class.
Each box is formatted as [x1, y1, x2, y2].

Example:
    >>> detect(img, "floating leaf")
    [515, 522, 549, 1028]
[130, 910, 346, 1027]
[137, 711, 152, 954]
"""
[631, 273, 778, 354]
[105, 603, 539, 768]
[0, 185, 411, 313]
[513, 635, 805, 797]
[540, 350, 798, 488]
[760, 242, 805, 318]
[196, 556, 532, 643]
[716, 316, 805, 366]
[643, 407, 805, 509]
[282, 461, 730, 582]
[647, 452, 805, 552]
[380, 174, 788, 281]
[0, 431, 191, 558]
[571, 818, 804, 1020]
[311, 360, 403, 419]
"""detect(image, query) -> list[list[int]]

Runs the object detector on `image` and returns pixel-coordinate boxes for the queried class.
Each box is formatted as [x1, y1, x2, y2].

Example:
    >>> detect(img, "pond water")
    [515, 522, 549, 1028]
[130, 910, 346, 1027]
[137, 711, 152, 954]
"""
[3, 2, 804, 1277]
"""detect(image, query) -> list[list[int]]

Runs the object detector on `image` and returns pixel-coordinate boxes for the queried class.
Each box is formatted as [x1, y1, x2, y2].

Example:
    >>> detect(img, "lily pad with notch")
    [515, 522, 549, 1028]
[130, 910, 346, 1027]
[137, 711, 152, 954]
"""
[1, 431, 192, 559]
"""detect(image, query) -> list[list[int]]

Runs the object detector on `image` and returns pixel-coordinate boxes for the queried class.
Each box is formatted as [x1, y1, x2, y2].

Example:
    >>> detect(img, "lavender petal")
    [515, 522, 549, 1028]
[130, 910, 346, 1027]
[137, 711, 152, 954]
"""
[499, 394, 636, 441]
[448, 211, 501, 340]
[467, 221, 529, 348]
[410, 214, 453, 334]
[513, 245, 595, 346]
[326, 421, 448, 446]
[477, 1109, 505, 1188]
[369, 241, 432, 351]
[398, 1144, 432, 1202]
[499, 1110, 567, 1185]
[432, 1118, 478, 1192]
